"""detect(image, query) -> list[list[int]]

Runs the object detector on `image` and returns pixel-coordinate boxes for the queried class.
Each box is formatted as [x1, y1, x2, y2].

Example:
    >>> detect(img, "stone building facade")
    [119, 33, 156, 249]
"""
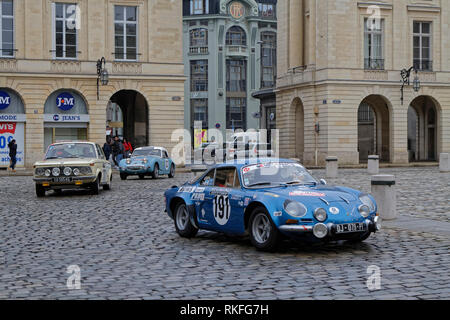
[0, 0, 184, 169]
[276, 0, 450, 166]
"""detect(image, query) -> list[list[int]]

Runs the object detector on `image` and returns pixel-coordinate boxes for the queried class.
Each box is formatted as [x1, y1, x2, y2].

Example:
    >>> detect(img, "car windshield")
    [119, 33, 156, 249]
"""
[242, 162, 318, 188]
[45, 143, 97, 159]
[133, 149, 161, 157]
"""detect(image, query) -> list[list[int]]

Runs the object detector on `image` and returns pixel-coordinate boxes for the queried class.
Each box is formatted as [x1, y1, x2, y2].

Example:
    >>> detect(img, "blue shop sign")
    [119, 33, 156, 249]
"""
[0, 91, 11, 110]
[56, 92, 76, 111]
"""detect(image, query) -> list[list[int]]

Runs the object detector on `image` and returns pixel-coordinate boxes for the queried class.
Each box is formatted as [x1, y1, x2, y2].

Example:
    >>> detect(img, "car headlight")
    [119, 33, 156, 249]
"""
[79, 167, 92, 175]
[45, 169, 51, 177]
[35, 168, 46, 176]
[63, 167, 72, 176]
[143, 159, 148, 164]
[126, 159, 131, 165]
[314, 208, 328, 222]
[313, 223, 329, 239]
[283, 200, 307, 218]
[359, 205, 371, 218]
[359, 194, 376, 213]
[52, 168, 60, 177]
[73, 168, 81, 176]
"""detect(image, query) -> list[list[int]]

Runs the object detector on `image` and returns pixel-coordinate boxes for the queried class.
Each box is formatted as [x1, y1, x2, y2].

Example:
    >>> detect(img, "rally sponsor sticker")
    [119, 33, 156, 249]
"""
[191, 193, 205, 201]
[289, 191, 326, 197]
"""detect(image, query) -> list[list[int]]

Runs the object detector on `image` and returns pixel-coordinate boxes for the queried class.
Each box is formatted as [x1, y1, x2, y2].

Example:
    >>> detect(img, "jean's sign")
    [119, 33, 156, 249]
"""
[56, 92, 76, 111]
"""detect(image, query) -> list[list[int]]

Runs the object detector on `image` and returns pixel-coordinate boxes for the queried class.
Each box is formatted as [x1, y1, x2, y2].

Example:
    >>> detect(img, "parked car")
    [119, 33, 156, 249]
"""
[33, 141, 113, 197]
[164, 159, 381, 251]
[119, 146, 175, 180]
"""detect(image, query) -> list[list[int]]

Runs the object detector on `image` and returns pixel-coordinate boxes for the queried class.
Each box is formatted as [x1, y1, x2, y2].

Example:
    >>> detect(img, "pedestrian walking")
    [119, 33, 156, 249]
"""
[103, 137, 112, 161]
[8, 139, 17, 173]
[112, 136, 124, 167]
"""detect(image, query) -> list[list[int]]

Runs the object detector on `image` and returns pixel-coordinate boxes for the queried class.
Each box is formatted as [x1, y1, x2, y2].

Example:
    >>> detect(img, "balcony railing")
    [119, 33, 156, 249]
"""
[189, 47, 209, 55]
[413, 60, 433, 72]
[364, 58, 385, 70]
[226, 45, 248, 56]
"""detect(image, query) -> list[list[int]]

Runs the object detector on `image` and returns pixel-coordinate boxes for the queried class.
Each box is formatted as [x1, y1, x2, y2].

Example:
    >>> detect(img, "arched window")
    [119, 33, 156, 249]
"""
[190, 28, 208, 47]
[226, 26, 246, 46]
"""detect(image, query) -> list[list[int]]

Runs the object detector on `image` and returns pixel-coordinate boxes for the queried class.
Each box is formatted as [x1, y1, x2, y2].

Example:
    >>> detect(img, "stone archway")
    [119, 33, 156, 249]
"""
[357, 95, 392, 163]
[408, 96, 440, 162]
[107, 90, 149, 148]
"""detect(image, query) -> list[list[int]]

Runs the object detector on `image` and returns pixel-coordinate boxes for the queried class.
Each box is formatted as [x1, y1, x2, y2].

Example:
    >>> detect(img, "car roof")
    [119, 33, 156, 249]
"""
[214, 158, 297, 169]
[50, 141, 96, 146]
[135, 146, 168, 153]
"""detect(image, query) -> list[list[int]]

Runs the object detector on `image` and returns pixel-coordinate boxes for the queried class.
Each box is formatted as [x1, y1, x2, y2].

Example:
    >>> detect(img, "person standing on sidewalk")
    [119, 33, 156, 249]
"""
[8, 139, 17, 173]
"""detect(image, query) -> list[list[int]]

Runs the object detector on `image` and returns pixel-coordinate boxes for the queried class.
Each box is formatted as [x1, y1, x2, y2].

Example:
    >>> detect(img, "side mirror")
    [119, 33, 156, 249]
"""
[320, 179, 327, 185]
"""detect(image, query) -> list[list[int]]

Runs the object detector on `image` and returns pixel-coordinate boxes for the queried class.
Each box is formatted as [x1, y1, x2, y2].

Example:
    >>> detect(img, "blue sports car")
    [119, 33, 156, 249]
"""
[164, 159, 381, 251]
[119, 146, 175, 180]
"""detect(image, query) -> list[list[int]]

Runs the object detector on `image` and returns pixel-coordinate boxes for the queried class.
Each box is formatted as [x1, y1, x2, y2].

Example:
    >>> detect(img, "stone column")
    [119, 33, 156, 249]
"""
[368, 155, 380, 175]
[439, 153, 450, 172]
[326, 156, 338, 178]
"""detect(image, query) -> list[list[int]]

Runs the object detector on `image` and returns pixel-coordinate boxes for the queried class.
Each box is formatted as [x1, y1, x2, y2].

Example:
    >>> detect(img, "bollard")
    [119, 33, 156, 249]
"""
[439, 153, 450, 172]
[368, 155, 380, 175]
[371, 175, 396, 221]
[326, 156, 338, 178]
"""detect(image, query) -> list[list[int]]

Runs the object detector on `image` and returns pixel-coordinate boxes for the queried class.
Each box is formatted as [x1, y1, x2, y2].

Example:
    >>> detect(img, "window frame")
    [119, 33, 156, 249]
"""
[260, 31, 277, 88]
[364, 18, 384, 70]
[190, 0, 209, 15]
[0, 0, 14, 58]
[413, 21, 433, 71]
[52, 2, 79, 60]
[114, 5, 139, 62]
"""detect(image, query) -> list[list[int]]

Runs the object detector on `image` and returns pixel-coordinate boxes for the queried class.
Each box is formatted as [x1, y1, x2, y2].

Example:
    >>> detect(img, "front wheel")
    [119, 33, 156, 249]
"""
[36, 185, 46, 198]
[120, 173, 127, 180]
[168, 164, 175, 178]
[152, 164, 160, 179]
[91, 176, 100, 195]
[174, 202, 198, 238]
[249, 208, 280, 252]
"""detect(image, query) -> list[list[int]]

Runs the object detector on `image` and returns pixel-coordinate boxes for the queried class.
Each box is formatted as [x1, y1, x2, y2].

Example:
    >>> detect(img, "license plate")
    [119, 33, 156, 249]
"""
[53, 177, 72, 183]
[336, 223, 366, 234]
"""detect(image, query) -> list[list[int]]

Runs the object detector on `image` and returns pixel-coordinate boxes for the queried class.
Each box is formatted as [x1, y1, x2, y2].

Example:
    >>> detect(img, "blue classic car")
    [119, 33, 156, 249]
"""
[119, 147, 175, 180]
[164, 159, 381, 251]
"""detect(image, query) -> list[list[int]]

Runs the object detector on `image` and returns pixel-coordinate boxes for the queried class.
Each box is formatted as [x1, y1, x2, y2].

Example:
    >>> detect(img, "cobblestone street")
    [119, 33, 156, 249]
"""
[0, 167, 449, 300]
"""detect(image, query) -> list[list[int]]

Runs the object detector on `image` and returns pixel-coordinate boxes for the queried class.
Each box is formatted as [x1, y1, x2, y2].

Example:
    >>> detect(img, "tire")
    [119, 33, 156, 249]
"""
[91, 176, 100, 195]
[103, 174, 112, 190]
[54, 189, 62, 195]
[120, 173, 127, 180]
[168, 164, 175, 178]
[139, 174, 145, 180]
[249, 207, 280, 252]
[152, 164, 160, 179]
[36, 185, 46, 198]
[173, 202, 198, 238]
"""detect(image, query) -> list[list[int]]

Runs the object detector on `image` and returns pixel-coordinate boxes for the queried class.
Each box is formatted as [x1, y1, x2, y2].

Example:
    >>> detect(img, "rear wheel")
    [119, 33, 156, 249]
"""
[249, 207, 280, 252]
[174, 202, 198, 238]
[36, 185, 46, 198]
[103, 174, 112, 190]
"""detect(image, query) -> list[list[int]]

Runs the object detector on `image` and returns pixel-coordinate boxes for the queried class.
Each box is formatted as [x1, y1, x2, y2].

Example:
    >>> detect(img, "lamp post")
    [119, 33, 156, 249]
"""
[400, 66, 420, 105]
[96, 57, 109, 100]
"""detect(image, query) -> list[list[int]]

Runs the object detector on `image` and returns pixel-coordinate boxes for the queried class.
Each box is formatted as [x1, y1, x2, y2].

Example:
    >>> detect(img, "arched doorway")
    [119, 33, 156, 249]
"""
[408, 96, 439, 162]
[292, 98, 304, 161]
[357, 95, 391, 162]
[107, 90, 149, 148]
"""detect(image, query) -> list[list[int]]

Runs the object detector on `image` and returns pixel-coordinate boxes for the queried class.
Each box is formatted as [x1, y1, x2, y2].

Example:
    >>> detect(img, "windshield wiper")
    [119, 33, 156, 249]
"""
[285, 181, 303, 185]
[45, 157, 61, 160]
[247, 182, 274, 187]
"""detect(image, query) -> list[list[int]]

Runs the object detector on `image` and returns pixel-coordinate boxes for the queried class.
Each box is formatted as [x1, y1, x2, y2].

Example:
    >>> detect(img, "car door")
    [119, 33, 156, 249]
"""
[195, 169, 216, 230]
[162, 150, 171, 174]
[205, 167, 246, 234]
[96, 144, 111, 184]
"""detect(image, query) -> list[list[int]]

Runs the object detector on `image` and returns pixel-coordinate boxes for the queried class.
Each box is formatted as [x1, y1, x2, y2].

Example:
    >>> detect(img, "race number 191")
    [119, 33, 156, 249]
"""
[213, 195, 231, 226]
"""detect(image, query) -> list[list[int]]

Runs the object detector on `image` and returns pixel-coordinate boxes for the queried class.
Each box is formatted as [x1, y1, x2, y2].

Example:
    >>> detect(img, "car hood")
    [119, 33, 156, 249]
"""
[262, 185, 359, 204]
[34, 158, 98, 166]
[128, 156, 158, 163]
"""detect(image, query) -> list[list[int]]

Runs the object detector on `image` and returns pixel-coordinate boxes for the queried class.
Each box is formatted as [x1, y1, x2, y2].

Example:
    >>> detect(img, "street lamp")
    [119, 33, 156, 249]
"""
[96, 57, 109, 100]
[400, 66, 420, 105]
